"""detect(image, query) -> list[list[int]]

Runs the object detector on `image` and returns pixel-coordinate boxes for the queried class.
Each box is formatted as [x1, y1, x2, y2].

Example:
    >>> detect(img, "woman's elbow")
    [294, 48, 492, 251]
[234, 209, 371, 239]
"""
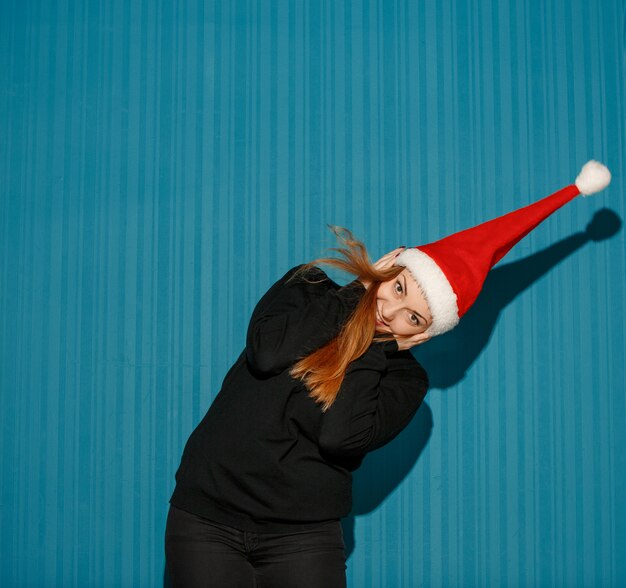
[318, 430, 371, 458]
[245, 346, 284, 376]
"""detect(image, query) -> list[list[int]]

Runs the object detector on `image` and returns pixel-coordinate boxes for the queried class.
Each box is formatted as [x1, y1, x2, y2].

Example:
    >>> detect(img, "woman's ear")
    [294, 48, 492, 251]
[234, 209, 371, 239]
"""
[358, 277, 371, 290]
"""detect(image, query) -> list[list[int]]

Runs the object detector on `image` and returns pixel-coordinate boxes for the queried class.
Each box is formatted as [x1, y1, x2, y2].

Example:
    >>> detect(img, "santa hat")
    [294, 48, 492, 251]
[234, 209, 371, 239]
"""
[395, 160, 612, 337]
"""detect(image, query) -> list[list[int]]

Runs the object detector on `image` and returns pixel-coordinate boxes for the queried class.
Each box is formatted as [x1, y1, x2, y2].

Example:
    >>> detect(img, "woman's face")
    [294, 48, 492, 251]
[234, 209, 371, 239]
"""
[375, 270, 432, 337]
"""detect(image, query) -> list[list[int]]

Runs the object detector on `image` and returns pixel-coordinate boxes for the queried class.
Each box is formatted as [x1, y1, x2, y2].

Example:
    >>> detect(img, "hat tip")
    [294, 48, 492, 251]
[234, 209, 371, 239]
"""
[575, 160, 611, 196]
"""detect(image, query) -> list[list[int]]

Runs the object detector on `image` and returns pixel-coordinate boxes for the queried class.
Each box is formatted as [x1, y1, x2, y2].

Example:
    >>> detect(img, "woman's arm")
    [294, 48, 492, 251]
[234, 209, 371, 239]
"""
[318, 342, 428, 457]
[245, 265, 365, 375]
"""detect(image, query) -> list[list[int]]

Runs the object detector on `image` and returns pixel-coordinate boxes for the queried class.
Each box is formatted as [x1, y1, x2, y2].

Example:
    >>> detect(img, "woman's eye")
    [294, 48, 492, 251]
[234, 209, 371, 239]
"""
[395, 281, 403, 294]
[409, 313, 419, 325]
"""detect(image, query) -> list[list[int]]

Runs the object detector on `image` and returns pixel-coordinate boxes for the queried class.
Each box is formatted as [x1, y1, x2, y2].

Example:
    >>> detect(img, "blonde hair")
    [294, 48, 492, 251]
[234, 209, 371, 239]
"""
[290, 226, 403, 411]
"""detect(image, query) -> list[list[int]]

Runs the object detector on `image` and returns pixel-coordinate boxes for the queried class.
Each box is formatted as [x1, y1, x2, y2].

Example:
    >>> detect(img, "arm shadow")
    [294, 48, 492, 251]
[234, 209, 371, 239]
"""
[342, 208, 622, 558]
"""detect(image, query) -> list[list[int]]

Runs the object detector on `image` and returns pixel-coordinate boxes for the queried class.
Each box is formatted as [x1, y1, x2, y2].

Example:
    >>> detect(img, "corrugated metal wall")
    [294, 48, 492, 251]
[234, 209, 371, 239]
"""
[1, 0, 624, 586]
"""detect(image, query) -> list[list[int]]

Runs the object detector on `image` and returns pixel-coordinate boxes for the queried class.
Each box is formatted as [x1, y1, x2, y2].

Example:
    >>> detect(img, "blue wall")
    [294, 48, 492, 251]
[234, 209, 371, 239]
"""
[1, 0, 625, 586]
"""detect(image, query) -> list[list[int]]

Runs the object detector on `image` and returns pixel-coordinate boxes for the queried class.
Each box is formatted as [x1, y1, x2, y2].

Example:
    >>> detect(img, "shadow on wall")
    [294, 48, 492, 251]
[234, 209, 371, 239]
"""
[343, 208, 621, 558]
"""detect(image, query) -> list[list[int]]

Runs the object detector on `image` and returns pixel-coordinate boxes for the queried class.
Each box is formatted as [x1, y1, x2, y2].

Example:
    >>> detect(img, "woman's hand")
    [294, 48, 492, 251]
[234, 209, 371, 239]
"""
[360, 247, 406, 290]
[373, 247, 406, 271]
[394, 331, 431, 351]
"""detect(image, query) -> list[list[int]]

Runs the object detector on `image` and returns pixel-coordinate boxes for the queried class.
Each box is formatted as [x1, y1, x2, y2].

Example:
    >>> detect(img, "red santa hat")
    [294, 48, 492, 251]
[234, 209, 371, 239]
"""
[395, 160, 612, 336]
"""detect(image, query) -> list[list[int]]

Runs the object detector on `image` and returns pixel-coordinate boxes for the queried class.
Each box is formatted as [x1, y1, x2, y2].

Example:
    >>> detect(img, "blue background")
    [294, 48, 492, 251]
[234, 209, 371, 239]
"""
[1, 0, 625, 586]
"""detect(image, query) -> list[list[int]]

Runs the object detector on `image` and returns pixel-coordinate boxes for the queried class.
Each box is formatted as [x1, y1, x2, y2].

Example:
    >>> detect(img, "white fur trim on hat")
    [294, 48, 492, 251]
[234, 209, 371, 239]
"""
[395, 247, 460, 337]
[575, 160, 611, 196]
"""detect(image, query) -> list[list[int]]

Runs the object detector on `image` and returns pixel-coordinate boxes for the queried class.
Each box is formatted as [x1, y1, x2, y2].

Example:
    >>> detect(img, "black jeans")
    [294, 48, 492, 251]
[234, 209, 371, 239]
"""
[165, 505, 347, 588]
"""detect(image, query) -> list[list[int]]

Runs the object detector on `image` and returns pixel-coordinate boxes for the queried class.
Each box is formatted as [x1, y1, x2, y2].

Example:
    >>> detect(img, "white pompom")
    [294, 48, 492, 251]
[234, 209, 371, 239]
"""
[575, 160, 611, 196]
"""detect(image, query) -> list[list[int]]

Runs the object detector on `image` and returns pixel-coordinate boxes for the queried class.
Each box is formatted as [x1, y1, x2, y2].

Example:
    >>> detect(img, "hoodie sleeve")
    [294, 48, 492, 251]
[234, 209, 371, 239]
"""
[245, 265, 365, 376]
[318, 341, 429, 457]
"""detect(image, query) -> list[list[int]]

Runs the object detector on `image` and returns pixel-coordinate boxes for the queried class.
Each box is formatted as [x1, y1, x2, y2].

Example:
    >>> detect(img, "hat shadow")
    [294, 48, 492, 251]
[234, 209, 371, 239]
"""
[342, 208, 622, 558]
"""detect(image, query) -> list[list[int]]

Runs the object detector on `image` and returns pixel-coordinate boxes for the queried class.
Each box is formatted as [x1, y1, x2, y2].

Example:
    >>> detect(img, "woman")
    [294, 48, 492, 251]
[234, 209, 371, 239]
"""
[165, 227, 432, 588]
[165, 160, 610, 587]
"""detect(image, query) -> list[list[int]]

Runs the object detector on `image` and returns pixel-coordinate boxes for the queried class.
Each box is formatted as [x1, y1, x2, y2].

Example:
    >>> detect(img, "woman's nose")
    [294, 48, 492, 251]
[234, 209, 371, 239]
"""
[380, 303, 398, 322]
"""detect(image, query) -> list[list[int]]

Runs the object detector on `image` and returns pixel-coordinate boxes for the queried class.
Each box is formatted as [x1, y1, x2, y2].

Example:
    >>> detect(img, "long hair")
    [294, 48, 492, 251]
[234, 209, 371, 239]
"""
[289, 226, 404, 412]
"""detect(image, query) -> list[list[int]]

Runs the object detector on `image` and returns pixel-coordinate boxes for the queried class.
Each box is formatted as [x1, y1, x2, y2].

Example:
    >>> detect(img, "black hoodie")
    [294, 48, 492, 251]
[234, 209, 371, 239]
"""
[170, 265, 429, 532]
